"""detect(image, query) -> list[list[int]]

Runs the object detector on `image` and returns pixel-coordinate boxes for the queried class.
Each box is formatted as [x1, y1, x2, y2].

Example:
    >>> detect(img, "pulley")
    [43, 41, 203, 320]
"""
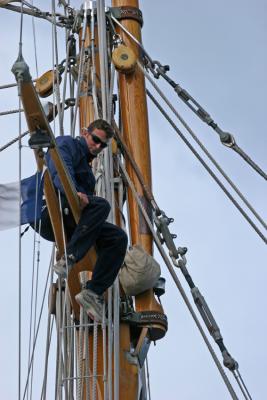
[35, 69, 62, 98]
[112, 44, 137, 75]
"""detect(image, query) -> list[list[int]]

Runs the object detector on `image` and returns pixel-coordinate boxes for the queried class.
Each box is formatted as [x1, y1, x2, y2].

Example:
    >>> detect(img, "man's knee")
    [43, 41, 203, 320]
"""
[92, 196, 111, 218]
[116, 228, 128, 253]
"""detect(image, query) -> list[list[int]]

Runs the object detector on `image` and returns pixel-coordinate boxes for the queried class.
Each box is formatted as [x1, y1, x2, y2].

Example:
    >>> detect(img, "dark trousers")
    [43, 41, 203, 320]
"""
[39, 196, 128, 295]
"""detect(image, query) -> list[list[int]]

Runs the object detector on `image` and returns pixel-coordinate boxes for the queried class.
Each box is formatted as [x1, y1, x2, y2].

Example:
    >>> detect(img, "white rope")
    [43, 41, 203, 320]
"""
[77, 308, 84, 400]
[84, 313, 90, 400]
[59, 35, 71, 134]
[90, 2, 99, 119]
[96, 0, 109, 120]
[92, 321, 98, 400]
[71, 2, 88, 136]
[113, 280, 120, 400]
[102, 300, 108, 400]
[66, 296, 75, 399]
[51, 0, 64, 135]
[107, 289, 113, 400]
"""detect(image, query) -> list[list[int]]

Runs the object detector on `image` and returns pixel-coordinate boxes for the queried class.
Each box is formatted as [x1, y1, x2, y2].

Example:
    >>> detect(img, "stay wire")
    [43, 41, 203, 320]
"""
[22, 254, 53, 400]
[145, 358, 152, 400]
[26, 174, 41, 400]
[114, 123, 252, 398]
[113, 120, 253, 397]
[117, 158, 239, 400]
[233, 370, 253, 400]
[30, 0, 39, 78]
[29, 221, 42, 400]
[113, 123, 253, 398]
[41, 311, 55, 400]
[0, 130, 28, 152]
[111, 14, 267, 181]
[140, 64, 267, 232]
[146, 89, 267, 245]
[17, 3, 24, 399]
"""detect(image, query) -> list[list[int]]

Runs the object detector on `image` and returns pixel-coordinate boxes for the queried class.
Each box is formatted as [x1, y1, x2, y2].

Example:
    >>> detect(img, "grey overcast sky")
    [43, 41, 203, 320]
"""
[0, 1, 266, 399]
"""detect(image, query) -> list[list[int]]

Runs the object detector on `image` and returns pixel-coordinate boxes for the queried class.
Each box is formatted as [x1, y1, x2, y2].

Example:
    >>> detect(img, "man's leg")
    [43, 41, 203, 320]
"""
[66, 196, 111, 261]
[75, 222, 128, 321]
[87, 221, 128, 295]
[54, 196, 111, 276]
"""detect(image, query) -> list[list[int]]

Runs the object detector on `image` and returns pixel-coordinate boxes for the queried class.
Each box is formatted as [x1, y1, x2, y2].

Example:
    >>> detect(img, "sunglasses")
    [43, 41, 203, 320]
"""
[90, 132, 108, 149]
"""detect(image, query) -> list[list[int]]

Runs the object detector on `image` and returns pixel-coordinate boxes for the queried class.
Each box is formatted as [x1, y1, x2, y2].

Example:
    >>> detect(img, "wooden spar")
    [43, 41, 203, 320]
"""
[11, 56, 97, 318]
[111, 0, 167, 340]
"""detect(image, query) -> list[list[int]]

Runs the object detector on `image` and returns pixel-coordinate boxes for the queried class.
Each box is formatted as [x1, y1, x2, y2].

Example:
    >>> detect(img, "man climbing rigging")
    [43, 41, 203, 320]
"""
[38, 119, 128, 322]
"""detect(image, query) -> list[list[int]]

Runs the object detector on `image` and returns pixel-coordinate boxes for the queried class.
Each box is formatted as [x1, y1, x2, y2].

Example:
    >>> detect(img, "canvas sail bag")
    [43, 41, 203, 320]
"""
[119, 244, 161, 296]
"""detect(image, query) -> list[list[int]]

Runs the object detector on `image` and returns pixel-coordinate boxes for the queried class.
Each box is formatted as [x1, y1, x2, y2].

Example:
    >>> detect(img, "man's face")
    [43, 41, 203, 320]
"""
[82, 128, 109, 156]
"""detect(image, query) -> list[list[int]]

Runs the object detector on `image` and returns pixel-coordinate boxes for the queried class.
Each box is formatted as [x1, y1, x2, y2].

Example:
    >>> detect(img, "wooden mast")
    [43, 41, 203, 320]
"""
[111, 0, 167, 340]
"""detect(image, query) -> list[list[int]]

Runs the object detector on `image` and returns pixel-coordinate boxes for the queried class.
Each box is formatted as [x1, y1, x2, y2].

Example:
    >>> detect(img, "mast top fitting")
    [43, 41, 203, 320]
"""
[110, 6, 143, 27]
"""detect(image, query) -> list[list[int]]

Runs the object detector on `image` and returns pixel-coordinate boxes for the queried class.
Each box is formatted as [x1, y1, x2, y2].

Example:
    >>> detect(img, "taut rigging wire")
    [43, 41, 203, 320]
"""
[16, 2, 25, 398]
[140, 63, 267, 232]
[110, 13, 267, 181]
[41, 252, 55, 400]
[146, 89, 267, 245]
[22, 254, 53, 400]
[118, 158, 239, 400]
[113, 121, 253, 399]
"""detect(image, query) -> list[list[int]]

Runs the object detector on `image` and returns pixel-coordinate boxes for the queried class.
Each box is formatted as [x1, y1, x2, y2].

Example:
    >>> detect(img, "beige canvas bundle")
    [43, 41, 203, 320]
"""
[119, 244, 161, 296]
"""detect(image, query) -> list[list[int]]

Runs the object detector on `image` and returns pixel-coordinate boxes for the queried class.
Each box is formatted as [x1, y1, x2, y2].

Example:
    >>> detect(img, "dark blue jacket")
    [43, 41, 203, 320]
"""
[45, 135, 96, 196]
[21, 136, 95, 224]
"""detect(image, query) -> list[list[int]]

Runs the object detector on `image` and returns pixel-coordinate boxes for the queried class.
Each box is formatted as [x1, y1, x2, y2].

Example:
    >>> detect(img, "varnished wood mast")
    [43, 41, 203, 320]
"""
[112, 0, 167, 339]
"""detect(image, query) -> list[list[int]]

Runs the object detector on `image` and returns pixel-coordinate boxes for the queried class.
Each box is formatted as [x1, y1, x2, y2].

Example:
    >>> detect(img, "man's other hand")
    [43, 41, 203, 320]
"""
[77, 192, 89, 209]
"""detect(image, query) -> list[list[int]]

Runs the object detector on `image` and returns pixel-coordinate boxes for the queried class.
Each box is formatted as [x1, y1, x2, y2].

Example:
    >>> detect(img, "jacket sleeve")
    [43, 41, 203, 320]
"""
[46, 137, 79, 195]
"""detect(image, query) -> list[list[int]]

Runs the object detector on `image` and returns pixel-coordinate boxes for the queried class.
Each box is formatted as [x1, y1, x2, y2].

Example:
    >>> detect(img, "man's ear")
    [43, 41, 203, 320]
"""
[81, 128, 88, 137]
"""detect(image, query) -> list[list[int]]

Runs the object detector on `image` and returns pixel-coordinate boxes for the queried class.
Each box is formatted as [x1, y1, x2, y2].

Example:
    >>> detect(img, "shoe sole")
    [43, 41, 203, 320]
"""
[53, 266, 67, 278]
[75, 293, 103, 322]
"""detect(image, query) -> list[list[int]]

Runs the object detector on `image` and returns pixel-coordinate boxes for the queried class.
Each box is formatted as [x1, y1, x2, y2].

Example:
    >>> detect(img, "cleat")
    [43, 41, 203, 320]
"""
[75, 288, 105, 322]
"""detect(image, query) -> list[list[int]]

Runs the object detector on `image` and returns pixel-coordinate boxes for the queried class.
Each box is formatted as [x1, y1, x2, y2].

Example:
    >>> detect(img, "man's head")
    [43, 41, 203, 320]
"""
[81, 119, 114, 156]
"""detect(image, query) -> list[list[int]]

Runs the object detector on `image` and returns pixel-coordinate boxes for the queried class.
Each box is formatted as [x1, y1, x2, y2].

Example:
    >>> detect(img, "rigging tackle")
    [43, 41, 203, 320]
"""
[110, 12, 267, 181]
[113, 120, 252, 399]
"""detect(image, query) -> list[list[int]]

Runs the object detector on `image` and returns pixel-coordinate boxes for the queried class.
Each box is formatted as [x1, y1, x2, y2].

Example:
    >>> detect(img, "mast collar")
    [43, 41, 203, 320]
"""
[110, 6, 143, 27]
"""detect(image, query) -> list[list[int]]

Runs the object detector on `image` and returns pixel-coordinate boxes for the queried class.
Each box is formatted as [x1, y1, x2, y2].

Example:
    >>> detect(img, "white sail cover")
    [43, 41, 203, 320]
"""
[0, 181, 20, 230]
